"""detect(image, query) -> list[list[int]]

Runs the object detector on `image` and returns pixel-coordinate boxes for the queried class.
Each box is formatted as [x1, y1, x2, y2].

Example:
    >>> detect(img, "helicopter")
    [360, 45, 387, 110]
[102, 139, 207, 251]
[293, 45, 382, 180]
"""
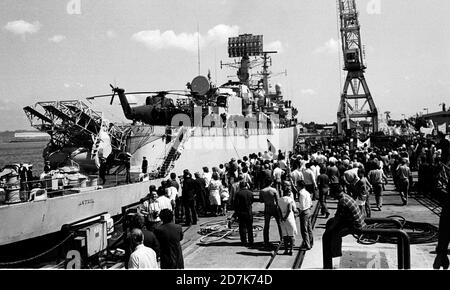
[86, 76, 212, 126]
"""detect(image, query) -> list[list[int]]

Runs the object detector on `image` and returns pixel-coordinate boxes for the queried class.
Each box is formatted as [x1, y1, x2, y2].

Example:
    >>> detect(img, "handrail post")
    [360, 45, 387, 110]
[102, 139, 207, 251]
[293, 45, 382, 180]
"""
[322, 231, 333, 269]
[397, 233, 404, 269]
[399, 230, 411, 269]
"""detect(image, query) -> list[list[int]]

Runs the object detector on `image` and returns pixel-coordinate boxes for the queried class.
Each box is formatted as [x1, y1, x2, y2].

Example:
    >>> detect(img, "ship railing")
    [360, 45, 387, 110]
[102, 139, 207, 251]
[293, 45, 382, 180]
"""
[192, 127, 273, 137]
[0, 175, 100, 204]
[322, 218, 411, 269]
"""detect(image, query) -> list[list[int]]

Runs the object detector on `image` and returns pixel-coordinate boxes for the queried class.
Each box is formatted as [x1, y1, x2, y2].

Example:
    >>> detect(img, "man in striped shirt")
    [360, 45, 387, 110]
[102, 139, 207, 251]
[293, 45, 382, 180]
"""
[323, 187, 366, 259]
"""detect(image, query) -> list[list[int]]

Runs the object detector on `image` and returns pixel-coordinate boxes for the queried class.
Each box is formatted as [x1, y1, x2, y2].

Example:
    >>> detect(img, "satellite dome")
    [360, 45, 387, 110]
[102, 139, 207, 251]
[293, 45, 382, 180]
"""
[190, 75, 210, 96]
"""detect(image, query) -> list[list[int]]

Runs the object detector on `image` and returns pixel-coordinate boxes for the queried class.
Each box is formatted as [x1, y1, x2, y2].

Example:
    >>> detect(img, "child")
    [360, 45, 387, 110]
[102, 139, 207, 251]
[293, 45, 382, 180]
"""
[220, 185, 230, 216]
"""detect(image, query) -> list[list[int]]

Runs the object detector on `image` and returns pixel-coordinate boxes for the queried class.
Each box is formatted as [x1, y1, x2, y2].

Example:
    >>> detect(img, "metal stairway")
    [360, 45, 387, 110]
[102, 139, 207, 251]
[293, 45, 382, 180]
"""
[157, 127, 191, 178]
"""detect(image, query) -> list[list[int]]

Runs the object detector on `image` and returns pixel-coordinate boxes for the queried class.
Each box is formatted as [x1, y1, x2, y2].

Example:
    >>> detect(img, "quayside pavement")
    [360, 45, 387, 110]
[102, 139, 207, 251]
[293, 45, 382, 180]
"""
[180, 174, 441, 269]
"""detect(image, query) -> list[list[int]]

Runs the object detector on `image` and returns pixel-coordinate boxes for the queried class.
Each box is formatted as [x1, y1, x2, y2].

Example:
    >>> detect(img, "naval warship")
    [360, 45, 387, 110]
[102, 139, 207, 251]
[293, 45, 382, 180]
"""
[0, 34, 300, 266]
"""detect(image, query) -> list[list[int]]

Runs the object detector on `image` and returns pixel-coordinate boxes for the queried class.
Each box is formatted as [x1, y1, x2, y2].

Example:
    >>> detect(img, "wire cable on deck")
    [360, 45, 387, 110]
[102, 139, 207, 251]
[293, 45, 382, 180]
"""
[0, 232, 74, 266]
[354, 215, 439, 245]
[198, 218, 263, 244]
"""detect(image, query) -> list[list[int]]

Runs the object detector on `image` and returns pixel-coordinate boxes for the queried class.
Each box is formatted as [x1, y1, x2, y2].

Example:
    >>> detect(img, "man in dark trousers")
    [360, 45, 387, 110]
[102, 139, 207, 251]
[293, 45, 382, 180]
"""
[141, 156, 148, 174]
[193, 172, 207, 216]
[168, 172, 183, 222]
[433, 182, 450, 269]
[154, 209, 184, 269]
[181, 170, 198, 226]
[322, 185, 366, 268]
[437, 132, 450, 165]
[233, 181, 254, 246]
[125, 155, 131, 183]
[128, 214, 160, 260]
[259, 178, 283, 248]
[18, 163, 28, 192]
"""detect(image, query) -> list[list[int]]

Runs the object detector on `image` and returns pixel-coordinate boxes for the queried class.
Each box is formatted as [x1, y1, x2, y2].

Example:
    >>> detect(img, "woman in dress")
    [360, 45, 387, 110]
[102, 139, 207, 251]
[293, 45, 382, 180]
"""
[208, 172, 222, 216]
[279, 181, 298, 255]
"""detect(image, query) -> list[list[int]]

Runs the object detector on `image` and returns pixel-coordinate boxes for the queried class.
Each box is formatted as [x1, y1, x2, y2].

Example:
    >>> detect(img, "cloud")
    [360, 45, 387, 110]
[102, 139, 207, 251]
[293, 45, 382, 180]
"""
[106, 30, 117, 39]
[314, 38, 340, 54]
[131, 24, 239, 53]
[4, 20, 41, 36]
[49, 35, 66, 43]
[64, 82, 84, 88]
[205, 24, 239, 45]
[266, 40, 284, 53]
[301, 89, 317, 95]
[0, 99, 13, 111]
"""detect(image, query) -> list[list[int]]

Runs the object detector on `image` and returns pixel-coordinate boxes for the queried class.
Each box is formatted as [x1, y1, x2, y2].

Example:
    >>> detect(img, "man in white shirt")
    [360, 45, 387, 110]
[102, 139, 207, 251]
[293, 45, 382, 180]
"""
[290, 164, 304, 200]
[165, 181, 178, 212]
[128, 229, 159, 269]
[202, 167, 212, 188]
[157, 187, 173, 212]
[272, 164, 285, 197]
[297, 180, 313, 250]
[303, 163, 317, 200]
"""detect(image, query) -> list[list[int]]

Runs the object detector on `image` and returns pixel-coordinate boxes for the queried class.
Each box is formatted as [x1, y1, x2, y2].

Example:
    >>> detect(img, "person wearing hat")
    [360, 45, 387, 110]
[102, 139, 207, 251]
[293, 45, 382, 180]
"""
[44, 161, 51, 174]
[233, 181, 254, 246]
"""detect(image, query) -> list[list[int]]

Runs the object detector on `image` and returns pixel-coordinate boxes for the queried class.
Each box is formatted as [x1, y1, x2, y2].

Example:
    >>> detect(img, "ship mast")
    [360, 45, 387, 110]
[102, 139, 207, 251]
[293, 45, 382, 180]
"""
[261, 51, 277, 95]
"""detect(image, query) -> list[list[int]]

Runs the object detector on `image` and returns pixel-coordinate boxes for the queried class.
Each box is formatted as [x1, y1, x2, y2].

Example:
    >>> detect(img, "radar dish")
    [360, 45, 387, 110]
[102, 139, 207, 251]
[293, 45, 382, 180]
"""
[190, 76, 210, 96]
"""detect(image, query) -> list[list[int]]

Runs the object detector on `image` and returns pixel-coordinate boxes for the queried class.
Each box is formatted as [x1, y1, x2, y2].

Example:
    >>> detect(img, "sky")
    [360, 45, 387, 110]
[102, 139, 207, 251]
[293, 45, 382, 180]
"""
[0, 0, 449, 131]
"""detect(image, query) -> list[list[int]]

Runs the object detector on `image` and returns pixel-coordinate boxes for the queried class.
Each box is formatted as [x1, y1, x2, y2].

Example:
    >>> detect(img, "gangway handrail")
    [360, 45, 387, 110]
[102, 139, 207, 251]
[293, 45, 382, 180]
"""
[322, 218, 411, 269]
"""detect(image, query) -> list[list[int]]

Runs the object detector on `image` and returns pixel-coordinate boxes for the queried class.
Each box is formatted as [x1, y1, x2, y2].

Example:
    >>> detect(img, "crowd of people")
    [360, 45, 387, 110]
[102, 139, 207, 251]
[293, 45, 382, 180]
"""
[128, 131, 449, 269]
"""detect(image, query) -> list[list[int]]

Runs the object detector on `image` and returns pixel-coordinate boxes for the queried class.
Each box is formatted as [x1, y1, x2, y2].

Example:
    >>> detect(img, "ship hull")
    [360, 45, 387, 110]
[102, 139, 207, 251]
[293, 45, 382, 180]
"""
[0, 181, 156, 247]
[0, 125, 298, 252]
[130, 125, 299, 176]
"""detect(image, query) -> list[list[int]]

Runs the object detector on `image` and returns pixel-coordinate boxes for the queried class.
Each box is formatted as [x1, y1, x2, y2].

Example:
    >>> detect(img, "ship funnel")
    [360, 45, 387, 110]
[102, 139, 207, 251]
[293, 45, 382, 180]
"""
[275, 83, 283, 95]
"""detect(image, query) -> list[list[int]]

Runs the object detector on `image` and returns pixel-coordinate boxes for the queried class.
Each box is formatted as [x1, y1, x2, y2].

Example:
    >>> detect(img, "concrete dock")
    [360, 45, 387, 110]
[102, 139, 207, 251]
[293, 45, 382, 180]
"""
[180, 175, 441, 269]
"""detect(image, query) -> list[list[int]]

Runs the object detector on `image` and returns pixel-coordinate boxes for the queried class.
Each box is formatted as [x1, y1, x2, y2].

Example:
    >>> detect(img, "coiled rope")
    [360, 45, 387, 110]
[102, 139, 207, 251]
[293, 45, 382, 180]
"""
[354, 215, 439, 245]
[0, 232, 75, 267]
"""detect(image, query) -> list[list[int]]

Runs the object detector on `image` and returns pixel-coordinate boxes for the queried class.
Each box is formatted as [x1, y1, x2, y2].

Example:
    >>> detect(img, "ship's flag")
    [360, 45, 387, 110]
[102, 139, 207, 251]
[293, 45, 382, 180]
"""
[438, 123, 447, 134]
[267, 139, 277, 154]
[357, 138, 371, 148]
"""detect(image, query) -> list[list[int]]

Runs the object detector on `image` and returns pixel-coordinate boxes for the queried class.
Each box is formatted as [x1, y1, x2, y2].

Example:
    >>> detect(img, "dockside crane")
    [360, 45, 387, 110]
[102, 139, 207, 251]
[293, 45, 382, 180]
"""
[337, 0, 378, 135]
